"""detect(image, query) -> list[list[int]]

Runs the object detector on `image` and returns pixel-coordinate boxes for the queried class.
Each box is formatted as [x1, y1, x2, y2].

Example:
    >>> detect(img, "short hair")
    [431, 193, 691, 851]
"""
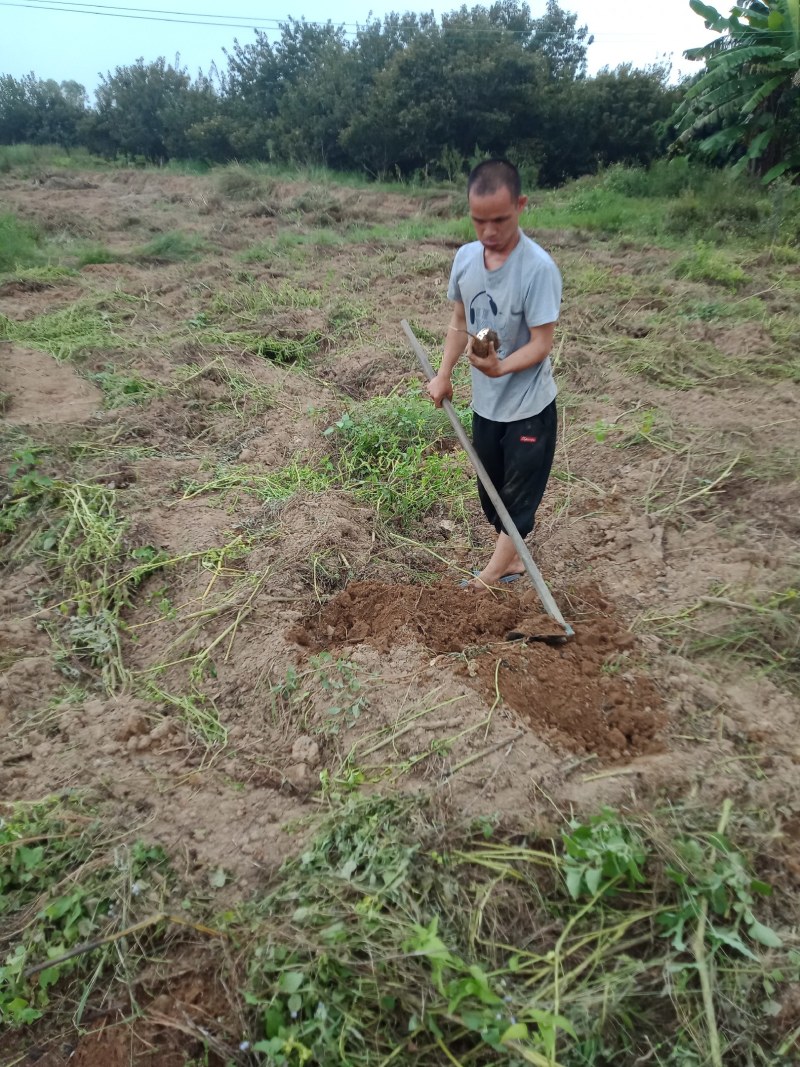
[467, 159, 521, 201]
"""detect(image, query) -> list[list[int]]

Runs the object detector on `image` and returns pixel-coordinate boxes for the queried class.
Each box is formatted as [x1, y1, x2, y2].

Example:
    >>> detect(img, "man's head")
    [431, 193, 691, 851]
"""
[467, 159, 527, 257]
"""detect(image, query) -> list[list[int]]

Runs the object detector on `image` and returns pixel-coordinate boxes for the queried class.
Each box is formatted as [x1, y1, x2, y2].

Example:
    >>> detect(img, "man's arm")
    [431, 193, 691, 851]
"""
[467, 322, 555, 379]
[427, 301, 467, 407]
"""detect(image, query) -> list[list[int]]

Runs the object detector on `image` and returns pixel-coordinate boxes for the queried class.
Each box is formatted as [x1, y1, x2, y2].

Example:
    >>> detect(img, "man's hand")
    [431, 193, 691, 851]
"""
[467, 336, 503, 378]
[427, 373, 453, 408]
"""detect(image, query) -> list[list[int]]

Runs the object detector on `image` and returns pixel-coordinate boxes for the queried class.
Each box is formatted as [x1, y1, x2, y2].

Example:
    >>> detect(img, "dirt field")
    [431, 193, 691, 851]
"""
[1, 167, 799, 1063]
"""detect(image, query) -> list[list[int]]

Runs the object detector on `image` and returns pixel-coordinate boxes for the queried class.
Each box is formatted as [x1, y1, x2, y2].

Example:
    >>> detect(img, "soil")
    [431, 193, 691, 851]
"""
[1, 168, 798, 1064]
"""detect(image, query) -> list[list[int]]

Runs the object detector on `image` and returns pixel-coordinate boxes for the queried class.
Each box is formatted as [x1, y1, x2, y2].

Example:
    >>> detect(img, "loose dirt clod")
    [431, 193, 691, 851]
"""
[291, 580, 665, 758]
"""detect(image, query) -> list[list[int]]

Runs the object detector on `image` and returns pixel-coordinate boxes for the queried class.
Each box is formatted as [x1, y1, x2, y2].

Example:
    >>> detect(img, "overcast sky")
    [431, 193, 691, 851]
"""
[1, 0, 718, 96]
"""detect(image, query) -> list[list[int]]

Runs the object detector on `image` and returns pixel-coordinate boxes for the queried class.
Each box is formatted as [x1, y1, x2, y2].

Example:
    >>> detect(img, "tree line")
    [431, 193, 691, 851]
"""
[0, 2, 678, 185]
[1, 0, 797, 184]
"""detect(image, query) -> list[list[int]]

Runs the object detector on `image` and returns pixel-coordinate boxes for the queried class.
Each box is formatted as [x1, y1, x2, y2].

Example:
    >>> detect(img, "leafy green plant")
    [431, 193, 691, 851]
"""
[0, 797, 171, 1026]
[562, 807, 648, 899]
[325, 387, 473, 525]
[235, 794, 793, 1066]
[311, 651, 369, 733]
[660, 831, 782, 957]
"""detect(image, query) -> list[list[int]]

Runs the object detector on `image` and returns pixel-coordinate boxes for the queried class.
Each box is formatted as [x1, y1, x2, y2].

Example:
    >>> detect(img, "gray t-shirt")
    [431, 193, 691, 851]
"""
[447, 231, 562, 422]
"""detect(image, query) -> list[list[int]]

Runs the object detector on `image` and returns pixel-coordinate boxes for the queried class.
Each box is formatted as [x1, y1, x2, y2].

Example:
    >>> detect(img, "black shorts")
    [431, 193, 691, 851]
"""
[471, 401, 557, 538]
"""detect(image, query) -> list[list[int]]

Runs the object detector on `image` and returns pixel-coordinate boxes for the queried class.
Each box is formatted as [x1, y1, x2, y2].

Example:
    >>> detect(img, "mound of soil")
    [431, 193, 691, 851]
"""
[292, 581, 665, 759]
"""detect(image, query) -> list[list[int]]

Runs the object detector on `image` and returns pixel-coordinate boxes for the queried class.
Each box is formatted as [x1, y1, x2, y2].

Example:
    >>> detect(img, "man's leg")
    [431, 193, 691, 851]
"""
[471, 402, 558, 588]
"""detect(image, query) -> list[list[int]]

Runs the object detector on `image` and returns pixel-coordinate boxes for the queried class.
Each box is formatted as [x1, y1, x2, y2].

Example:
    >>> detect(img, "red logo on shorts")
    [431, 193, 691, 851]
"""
[520, 435, 537, 443]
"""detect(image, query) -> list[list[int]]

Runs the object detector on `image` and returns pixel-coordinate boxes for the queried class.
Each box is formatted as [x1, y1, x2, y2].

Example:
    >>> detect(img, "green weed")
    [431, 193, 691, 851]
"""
[135, 231, 207, 262]
[673, 243, 747, 289]
[198, 326, 321, 365]
[89, 368, 165, 408]
[0, 454, 170, 689]
[0, 302, 122, 361]
[146, 685, 227, 746]
[75, 244, 124, 267]
[235, 793, 793, 1066]
[0, 213, 43, 272]
[325, 387, 473, 525]
[0, 796, 171, 1026]
[208, 281, 321, 319]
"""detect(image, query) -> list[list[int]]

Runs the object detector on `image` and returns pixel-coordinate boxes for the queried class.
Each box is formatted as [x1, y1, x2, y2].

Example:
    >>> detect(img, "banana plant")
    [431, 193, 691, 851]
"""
[673, 0, 800, 180]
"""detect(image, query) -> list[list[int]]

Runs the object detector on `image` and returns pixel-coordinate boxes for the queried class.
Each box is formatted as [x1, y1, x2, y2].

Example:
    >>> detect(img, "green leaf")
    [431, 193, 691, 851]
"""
[710, 924, 759, 960]
[501, 1022, 529, 1043]
[17, 845, 45, 870]
[252, 1038, 284, 1054]
[585, 866, 602, 895]
[287, 992, 302, 1015]
[742, 75, 787, 116]
[748, 919, 783, 948]
[528, 1008, 577, 1039]
[209, 867, 227, 889]
[279, 971, 305, 994]
[689, 0, 729, 31]
[565, 866, 582, 900]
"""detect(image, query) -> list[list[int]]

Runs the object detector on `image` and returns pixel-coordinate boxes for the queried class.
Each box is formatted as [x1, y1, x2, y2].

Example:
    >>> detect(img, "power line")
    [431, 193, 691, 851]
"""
[17, 0, 286, 25]
[0, 0, 291, 28]
[3, 0, 708, 42]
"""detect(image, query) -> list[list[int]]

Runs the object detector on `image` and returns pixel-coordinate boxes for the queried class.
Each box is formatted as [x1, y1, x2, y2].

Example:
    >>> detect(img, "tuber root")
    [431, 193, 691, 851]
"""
[470, 328, 500, 358]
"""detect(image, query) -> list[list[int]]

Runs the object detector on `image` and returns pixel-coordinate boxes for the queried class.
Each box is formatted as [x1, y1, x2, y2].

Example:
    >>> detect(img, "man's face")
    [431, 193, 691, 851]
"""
[468, 186, 527, 256]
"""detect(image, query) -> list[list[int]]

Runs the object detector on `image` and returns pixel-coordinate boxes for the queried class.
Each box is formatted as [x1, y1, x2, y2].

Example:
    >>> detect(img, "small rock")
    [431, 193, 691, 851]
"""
[238, 448, 255, 463]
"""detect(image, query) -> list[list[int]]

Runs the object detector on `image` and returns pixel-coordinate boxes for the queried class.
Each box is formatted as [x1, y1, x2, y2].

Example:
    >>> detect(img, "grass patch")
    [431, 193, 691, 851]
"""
[176, 356, 275, 417]
[74, 243, 125, 268]
[0, 213, 43, 272]
[89, 367, 165, 408]
[215, 163, 273, 201]
[134, 230, 207, 262]
[605, 334, 747, 390]
[674, 243, 747, 289]
[208, 281, 321, 319]
[180, 460, 329, 505]
[0, 265, 77, 286]
[198, 326, 322, 365]
[0, 143, 105, 176]
[237, 791, 794, 1065]
[0, 302, 122, 361]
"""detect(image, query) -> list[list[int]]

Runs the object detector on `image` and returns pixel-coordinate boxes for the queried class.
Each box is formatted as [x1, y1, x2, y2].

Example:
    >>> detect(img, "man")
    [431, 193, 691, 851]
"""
[427, 158, 562, 591]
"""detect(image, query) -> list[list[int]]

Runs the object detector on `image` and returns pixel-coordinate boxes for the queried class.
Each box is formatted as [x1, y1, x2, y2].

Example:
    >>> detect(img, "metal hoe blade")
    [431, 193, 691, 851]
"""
[401, 318, 574, 640]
